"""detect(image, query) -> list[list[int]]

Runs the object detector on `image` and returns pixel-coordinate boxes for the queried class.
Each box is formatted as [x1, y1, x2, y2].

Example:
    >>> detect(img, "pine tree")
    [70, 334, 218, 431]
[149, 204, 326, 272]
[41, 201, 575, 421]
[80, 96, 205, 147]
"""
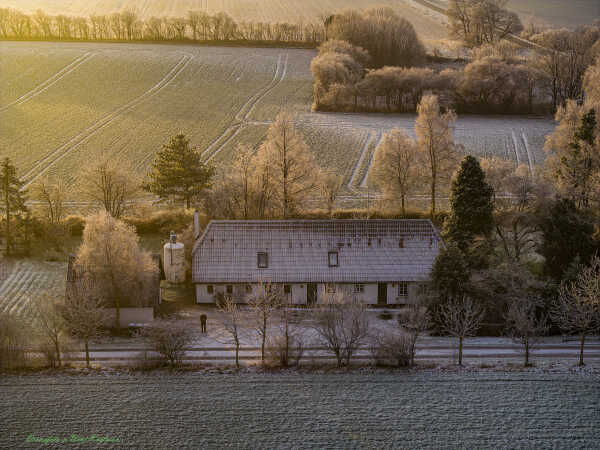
[145, 134, 215, 208]
[444, 155, 494, 252]
[0, 158, 27, 256]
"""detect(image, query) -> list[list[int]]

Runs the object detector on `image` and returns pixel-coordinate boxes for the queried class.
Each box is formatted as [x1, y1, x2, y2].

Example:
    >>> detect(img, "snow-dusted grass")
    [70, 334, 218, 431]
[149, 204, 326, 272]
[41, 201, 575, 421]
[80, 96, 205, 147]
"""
[0, 371, 597, 448]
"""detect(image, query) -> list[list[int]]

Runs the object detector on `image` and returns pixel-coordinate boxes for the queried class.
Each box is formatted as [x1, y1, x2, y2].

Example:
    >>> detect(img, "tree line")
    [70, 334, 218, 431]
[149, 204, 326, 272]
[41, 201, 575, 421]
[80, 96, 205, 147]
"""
[0, 8, 325, 45]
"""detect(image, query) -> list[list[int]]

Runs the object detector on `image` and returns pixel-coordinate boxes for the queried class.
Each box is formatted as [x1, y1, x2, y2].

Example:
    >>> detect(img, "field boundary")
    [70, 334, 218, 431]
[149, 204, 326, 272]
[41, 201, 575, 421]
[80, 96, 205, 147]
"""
[0, 51, 97, 113]
[359, 132, 384, 188]
[20, 53, 194, 188]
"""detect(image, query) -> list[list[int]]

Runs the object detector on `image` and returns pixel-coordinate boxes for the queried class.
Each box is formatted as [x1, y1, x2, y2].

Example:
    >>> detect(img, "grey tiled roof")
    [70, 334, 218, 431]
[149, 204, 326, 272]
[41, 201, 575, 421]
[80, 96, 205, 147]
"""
[192, 220, 443, 283]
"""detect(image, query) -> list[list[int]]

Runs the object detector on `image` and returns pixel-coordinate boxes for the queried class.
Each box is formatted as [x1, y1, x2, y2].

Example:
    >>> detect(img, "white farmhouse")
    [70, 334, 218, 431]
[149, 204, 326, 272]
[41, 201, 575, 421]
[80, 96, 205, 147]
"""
[192, 220, 443, 306]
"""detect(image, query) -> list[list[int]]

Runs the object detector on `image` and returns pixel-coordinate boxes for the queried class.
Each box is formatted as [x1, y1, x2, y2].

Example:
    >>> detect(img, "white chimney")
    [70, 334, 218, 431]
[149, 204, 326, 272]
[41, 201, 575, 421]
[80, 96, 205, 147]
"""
[194, 210, 201, 239]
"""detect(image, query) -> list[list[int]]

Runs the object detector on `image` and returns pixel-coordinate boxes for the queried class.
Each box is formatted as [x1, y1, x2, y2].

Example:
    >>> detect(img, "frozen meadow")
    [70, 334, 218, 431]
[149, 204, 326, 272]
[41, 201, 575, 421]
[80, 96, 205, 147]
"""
[0, 371, 598, 448]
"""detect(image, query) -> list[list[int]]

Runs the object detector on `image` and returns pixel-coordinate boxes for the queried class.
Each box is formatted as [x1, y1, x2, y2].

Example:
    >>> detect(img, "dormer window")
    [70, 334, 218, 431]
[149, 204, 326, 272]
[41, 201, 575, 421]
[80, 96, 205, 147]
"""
[257, 252, 269, 268]
[328, 251, 339, 267]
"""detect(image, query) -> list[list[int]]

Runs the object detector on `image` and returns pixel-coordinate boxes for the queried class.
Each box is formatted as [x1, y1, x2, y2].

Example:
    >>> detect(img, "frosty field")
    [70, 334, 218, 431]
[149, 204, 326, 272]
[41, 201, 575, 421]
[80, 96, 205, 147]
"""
[0, 41, 557, 200]
[0, 371, 598, 448]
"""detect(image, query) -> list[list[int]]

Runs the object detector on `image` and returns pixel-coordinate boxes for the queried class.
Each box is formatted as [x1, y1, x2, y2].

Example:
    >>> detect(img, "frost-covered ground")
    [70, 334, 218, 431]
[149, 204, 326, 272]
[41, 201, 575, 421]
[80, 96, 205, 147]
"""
[0, 371, 598, 449]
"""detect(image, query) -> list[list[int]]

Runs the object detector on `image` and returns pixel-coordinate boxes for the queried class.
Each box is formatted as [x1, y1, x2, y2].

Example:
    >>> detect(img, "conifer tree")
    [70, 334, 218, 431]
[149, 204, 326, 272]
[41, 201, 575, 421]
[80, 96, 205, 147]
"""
[444, 155, 494, 252]
[0, 158, 27, 256]
[145, 134, 215, 208]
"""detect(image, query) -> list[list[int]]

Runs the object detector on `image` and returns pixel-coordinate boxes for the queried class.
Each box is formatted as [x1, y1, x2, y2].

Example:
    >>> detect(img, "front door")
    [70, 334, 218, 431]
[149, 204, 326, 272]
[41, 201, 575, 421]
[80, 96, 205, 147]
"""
[307, 283, 317, 305]
[377, 283, 387, 305]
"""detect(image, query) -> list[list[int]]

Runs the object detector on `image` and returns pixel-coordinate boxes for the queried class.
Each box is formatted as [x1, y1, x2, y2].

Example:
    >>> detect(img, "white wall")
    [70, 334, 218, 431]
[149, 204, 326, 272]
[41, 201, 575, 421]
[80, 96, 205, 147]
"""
[316, 284, 378, 304]
[104, 307, 154, 327]
[196, 283, 307, 304]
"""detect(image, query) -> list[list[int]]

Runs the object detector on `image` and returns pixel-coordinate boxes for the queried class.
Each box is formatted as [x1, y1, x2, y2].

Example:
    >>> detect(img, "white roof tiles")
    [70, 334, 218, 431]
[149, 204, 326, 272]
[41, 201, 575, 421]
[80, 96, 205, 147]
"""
[192, 220, 443, 283]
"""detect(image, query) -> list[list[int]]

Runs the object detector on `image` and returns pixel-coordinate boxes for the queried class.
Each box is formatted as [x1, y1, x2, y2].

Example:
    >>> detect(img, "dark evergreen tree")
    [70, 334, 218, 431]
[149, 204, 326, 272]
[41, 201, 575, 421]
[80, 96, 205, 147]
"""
[145, 134, 215, 208]
[430, 245, 471, 301]
[539, 198, 598, 281]
[0, 158, 27, 256]
[444, 155, 494, 252]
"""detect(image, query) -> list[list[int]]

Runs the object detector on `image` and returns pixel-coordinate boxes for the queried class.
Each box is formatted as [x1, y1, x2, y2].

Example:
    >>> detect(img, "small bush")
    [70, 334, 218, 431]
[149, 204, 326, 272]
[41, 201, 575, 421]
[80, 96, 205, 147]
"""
[124, 209, 201, 235]
[370, 332, 414, 367]
[0, 312, 28, 369]
[136, 320, 193, 367]
[377, 311, 394, 321]
[266, 335, 305, 368]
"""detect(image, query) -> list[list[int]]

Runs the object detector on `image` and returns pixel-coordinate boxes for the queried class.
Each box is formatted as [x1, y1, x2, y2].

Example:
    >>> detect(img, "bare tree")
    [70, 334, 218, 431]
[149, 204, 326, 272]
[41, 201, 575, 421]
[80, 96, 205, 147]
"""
[218, 296, 246, 368]
[320, 172, 344, 217]
[137, 320, 194, 367]
[248, 282, 281, 365]
[415, 95, 459, 217]
[398, 305, 430, 367]
[552, 257, 600, 366]
[33, 294, 66, 368]
[76, 212, 158, 328]
[505, 297, 548, 366]
[62, 279, 109, 367]
[82, 160, 139, 218]
[311, 293, 370, 367]
[372, 128, 420, 215]
[254, 113, 320, 218]
[31, 176, 66, 224]
[436, 296, 485, 365]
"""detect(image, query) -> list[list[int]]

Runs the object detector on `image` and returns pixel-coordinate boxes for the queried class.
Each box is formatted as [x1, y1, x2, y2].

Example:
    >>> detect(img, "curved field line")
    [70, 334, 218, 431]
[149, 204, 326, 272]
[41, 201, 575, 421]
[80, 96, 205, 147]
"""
[521, 131, 535, 179]
[511, 130, 522, 166]
[205, 125, 245, 163]
[21, 54, 194, 189]
[0, 52, 98, 114]
[359, 132, 384, 188]
[202, 53, 288, 162]
[347, 132, 375, 192]
[0, 261, 25, 298]
[3, 271, 36, 315]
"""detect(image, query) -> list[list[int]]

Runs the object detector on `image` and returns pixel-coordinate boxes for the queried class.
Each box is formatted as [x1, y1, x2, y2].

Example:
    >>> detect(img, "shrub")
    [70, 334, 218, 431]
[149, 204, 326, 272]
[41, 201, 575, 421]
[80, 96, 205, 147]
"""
[64, 215, 86, 236]
[136, 320, 194, 367]
[369, 332, 414, 367]
[0, 312, 28, 369]
[124, 209, 200, 235]
[266, 335, 305, 368]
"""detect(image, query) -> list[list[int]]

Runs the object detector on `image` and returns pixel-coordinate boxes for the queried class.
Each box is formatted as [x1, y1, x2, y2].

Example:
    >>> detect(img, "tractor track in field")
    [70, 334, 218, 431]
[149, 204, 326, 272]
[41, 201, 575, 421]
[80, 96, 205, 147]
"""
[201, 53, 288, 162]
[347, 132, 376, 193]
[359, 132, 384, 188]
[0, 51, 98, 114]
[20, 53, 194, 189]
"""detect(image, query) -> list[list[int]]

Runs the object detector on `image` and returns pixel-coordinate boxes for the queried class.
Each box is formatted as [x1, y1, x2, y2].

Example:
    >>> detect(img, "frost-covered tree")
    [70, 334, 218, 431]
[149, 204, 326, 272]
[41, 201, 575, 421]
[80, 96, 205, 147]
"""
[552, 257, 600, 366]
[76, 212, 158, 328]
[372, 128, 419, 215]
[254, 113, 320, 218]
[319, 172, 344, 218]
[436, 296, 485, 365]
[415, 95, 458, 217]
[505, 296, 547, 366]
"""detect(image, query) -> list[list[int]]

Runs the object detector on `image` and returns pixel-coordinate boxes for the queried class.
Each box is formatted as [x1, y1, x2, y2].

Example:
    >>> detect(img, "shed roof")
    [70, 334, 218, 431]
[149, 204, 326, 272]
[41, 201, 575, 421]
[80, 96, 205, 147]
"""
[192, 220, 443, 284]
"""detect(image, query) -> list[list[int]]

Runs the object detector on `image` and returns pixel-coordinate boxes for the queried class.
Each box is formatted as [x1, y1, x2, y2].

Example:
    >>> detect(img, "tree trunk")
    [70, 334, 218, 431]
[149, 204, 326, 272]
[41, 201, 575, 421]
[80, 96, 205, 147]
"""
[5, 179, 10, 257]
[579, 333, 586, 366]
[85, 340, 90, 367]
[55, 339, 61, 368]
[524, 339, 529, 366]
[430, 178, 436, 218]
[235, 342, 239, 368]
[458, 336, 463, 366]
[401, 195, 406, 217]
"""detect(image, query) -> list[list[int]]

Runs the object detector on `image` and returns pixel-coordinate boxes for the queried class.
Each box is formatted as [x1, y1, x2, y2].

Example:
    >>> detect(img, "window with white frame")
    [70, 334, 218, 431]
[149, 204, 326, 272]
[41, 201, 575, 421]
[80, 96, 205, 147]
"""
[284, 285, 291, 294]
[257, 252, 269, 268]
[398, 282, 409, 298]
[354, 284, 365, 293]
[326, 284, 336, 293]
[328, 251, 339, 267]
[207, 285, 214, 294]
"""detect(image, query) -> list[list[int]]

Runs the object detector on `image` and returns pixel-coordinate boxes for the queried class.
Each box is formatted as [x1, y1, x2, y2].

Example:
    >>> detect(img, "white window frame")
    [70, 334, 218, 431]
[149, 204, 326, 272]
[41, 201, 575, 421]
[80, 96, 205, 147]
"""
[328, 251, 339, 267]
[257, 252, 269, 268]
[398, 282, 409, 298]
[326, 284, 336, 294]
[354, 284, 365, 294]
